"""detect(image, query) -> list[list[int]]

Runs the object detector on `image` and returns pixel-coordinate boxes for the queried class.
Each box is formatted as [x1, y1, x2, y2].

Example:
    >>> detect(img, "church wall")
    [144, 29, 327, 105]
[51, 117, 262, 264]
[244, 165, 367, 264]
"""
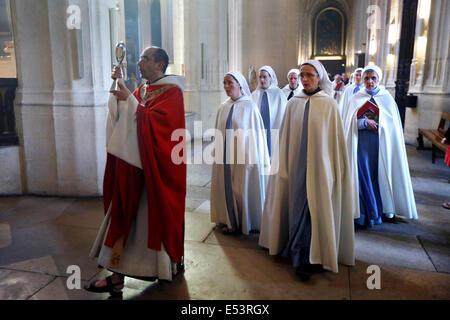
[406, 0, 450, 145]
[363, 0, 450, 145]
[241, 0, 301, 88]
[183, 0, 228, 139]
[10, 0, 114, 196]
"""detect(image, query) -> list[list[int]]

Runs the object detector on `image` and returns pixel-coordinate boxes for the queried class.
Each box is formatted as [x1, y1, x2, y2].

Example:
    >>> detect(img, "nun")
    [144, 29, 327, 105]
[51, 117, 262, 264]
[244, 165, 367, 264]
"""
[251, 65, 287, 158]
[258, 60, 356, 281]
[342, 65, 418, 229]
[281, 69, 303, 101]
[210, 71, 270, 235]
[338, 68, 364, 118]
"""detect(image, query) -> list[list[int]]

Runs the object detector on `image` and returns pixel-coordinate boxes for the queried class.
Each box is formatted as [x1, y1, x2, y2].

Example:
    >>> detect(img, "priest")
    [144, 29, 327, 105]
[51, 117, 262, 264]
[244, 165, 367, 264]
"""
[252, 65, 287, 158]
[338, 68, 364, 118]
[281, 68, 303, 101]
[211, 71, 270, 234]
[259, 60, 356, 281]
[342, 65, 418, 228]
[85, 47, 186, 297]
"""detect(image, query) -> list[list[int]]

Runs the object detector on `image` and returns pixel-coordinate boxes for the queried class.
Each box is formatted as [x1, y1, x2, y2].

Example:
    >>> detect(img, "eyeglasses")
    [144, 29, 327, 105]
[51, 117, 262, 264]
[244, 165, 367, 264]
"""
[299, 72, 319, 79]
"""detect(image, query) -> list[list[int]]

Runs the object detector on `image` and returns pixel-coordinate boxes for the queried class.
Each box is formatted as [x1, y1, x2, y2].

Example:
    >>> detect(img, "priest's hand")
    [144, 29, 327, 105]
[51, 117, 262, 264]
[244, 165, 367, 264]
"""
[111, 66, 123, 80]
[112, 81, 131, 101]
[366, 119, 378, 131]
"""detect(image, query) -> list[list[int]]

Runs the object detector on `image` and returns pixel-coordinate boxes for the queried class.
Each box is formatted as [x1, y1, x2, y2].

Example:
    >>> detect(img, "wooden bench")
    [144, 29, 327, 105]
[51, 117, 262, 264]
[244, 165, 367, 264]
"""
[417, 112, 450, 163]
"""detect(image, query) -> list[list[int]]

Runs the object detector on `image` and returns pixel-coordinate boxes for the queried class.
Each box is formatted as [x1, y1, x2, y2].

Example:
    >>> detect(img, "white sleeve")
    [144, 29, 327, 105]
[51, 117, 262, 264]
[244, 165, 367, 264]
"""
[105, 94, 142, 169]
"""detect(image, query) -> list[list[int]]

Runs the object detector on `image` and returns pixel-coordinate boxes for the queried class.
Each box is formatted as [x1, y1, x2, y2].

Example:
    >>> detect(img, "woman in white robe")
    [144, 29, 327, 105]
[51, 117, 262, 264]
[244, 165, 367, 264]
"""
[259, 60, 356, 280]
[251, 65, 287, 158]
[338, 68, 364, 118]
[210, 71, 270, 234]
[281, 68, 303, 100]
[343, 65, 418, 227]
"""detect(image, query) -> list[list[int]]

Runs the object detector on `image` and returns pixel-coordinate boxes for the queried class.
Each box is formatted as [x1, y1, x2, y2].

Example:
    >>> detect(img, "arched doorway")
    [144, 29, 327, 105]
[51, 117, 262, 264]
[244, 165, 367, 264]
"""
[312, 6, 346, 78]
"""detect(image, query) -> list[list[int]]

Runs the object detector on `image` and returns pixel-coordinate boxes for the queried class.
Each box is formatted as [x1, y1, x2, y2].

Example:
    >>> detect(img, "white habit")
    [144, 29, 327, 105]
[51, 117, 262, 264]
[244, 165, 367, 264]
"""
[210, 94, 270, 234]
[251, 66, 287, 131]
[282, 68, 303, 100]
[338, 83, 363, 118]
[282, 84, 303, 100]
[342, 86, 418, 220]
[258, 90, 356, 273]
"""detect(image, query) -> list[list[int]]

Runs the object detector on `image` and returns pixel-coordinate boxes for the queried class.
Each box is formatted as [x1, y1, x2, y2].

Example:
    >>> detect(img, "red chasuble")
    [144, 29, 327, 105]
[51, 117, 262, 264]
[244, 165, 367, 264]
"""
[103, 82, 186, 263]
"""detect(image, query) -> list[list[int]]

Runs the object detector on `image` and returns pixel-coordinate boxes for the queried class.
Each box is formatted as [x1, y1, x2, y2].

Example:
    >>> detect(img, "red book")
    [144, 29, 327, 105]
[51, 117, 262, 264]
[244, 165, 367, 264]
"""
[357, 99, 379, 123]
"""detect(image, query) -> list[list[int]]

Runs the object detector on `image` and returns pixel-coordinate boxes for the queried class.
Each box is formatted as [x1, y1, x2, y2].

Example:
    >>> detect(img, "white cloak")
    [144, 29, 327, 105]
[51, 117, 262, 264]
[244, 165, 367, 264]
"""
[251, 87, 287, 131]
[281, 84, 303, 99]
[342, 87, 418, 220]
[338, 84, 363, 118]
[258, 90, 356, 273]
[210, 96, 270, 234]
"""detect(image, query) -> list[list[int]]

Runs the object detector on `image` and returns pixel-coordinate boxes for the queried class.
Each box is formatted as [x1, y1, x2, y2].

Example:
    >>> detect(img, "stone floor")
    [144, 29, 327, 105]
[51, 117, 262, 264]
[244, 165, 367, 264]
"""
[0, 143, 449, 300]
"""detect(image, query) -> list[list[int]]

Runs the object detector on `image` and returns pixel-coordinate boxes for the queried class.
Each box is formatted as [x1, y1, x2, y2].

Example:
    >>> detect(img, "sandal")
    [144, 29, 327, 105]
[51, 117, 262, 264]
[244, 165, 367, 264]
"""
[84, 275, 124, 297]
[442, 202, 450, 210]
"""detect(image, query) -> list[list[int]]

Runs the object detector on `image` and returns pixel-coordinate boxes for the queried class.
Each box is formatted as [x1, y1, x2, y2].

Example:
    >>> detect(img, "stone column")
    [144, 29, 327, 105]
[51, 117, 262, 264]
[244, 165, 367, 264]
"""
[183, 0, 228, 139]
[228, 0, 242, 72]
[169, 0, 184, 75]
[11, 0, 115, 195]
[405, 0, 450, 144]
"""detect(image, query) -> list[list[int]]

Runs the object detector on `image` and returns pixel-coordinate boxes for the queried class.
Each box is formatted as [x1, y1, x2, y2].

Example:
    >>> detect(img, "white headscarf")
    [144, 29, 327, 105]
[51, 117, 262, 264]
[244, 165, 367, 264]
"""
[258, 65, 278, 89]
[350, 67, 364, 85]
[286, 68, 300, 80]
[301, 60, 333, 97]
[363, 65, 383, 83]
[226, 71, 251, 97]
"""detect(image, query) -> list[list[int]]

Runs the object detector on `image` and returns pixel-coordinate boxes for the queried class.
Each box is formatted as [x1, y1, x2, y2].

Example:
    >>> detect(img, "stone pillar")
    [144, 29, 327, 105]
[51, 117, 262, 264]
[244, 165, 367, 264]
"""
[405, 0, 450, 144]
[169, 0, 184, 75]
[350, 0, 370, 68]
[384, 0, 402, 92]
[138, 0, 151, 50]
[10, 0, 115, 195]
[228, 0, 242, 72]
[183, 0, 228, 139]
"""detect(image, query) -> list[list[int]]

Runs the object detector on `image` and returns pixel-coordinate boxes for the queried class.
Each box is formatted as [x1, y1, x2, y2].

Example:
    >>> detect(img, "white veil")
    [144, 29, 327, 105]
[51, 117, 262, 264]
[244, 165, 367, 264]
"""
[301, 60, 333, 97]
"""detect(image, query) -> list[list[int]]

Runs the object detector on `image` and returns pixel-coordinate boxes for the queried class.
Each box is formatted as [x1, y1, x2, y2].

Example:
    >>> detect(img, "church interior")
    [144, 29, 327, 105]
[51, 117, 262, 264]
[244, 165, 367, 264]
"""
[0, 0, 449, 300]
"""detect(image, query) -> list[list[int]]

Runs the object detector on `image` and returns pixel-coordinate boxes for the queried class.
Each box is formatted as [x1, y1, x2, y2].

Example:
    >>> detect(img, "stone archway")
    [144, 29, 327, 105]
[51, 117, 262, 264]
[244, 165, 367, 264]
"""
[311, 4, 347, 77]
